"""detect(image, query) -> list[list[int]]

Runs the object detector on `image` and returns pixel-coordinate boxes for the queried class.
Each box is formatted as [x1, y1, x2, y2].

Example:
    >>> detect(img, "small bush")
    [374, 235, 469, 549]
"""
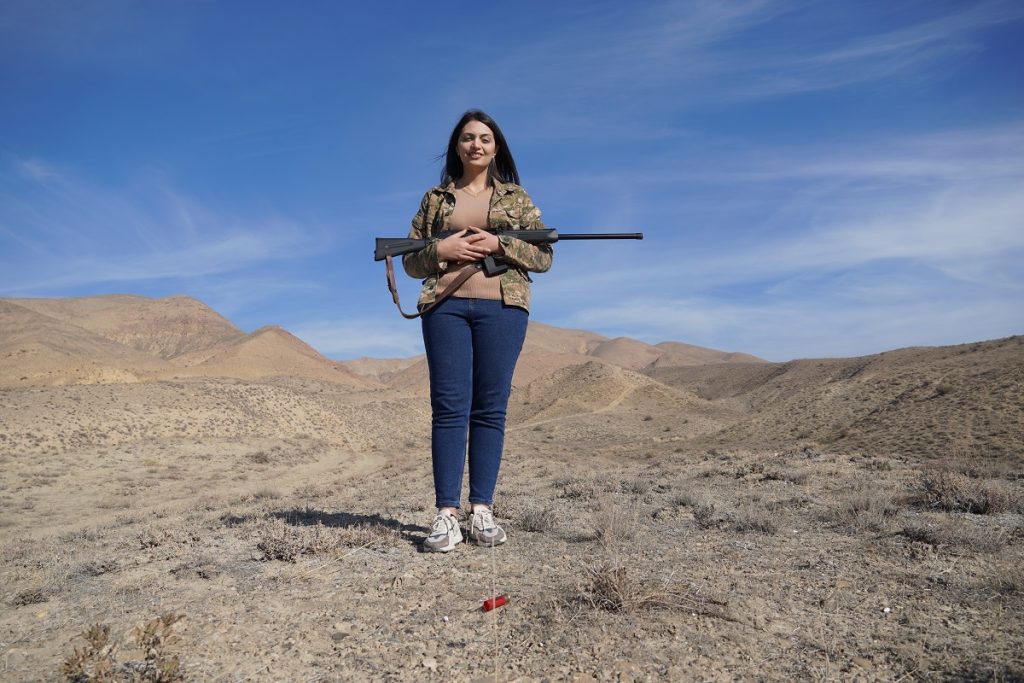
[12, 588, 48, 606]
[254, 518, 399, 561]
[580, 563, 721, 615]
[692, 503, 718, 529]
[987, 566, 1022, 595]
[61, 614, 185, 683]
[918, 470, 1016, 514]
[557, 477, 597, 500]
[762, 469, 809, 485]
[593, 497, 640, 547]
[731, 504, 778, 534]
[518, 506, 556, 533]
[824, 487, 901, 532]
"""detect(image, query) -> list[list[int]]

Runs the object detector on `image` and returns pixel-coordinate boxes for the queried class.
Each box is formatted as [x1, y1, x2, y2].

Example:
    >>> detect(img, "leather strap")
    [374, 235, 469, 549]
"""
[386, 255, 480, 319]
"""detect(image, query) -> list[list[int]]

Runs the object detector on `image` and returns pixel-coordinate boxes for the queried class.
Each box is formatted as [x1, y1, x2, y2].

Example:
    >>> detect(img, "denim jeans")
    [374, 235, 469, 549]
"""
[421, 297, 528, 509]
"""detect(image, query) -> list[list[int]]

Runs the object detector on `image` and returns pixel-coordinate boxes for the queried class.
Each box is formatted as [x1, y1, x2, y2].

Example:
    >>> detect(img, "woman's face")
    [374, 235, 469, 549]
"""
[457, 120, 497, 173]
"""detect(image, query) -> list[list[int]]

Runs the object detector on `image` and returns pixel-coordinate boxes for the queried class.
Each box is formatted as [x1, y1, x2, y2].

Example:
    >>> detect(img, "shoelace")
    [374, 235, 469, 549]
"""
[474, 509, 494, 531]
[430, 513, 454, 536]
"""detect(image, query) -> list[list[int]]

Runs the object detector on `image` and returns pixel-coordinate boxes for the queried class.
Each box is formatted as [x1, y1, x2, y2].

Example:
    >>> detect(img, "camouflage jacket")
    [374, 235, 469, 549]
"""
[402, 178, 553, 311]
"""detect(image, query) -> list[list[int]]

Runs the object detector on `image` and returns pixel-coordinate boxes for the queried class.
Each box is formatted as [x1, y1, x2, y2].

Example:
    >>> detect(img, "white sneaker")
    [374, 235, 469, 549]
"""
[424, 510, 462, 552]
[468, 507, 507, 546]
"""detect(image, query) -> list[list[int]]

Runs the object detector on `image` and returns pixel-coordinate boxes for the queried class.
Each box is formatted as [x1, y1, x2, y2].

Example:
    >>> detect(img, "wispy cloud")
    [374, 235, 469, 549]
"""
[533, 124, 1024, 357]
[472, 0, 1024, 136]
[0, 155, 322, 294]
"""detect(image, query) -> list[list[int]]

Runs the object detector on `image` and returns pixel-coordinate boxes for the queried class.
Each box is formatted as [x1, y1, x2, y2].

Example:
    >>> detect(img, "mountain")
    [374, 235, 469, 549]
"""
[9, 294, 244, 359]
[646, 336, 1024, 459]
[366, 320, 765, 390]
[167, 325, 376, 388]
[0, 300, 173, 387]
[0, 295, 375, 389]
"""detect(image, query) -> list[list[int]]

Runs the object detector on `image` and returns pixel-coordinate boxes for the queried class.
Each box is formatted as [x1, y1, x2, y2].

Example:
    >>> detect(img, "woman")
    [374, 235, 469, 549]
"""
[403, 110, 552, 552]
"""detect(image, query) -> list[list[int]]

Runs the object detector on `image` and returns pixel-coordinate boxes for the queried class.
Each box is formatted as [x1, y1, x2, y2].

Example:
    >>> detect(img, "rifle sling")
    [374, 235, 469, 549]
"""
[385, 255, 481, 319]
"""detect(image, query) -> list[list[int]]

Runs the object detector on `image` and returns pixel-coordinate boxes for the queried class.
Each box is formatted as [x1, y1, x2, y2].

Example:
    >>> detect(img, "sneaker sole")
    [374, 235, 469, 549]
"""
[424, 532, 463, 553]
[469, 532, 506, 547]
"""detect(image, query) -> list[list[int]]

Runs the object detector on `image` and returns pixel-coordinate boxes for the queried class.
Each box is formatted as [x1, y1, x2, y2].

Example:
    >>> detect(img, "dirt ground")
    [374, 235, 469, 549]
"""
[1, 378, 1022, 682]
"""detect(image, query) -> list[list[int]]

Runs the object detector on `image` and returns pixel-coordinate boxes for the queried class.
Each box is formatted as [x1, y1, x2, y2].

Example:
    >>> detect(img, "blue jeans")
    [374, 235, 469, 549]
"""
[421, 297, 528, 509]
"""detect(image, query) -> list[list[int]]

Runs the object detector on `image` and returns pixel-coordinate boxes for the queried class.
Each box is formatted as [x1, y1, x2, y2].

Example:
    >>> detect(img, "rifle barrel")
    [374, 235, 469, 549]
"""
[555, 233, 643, 240]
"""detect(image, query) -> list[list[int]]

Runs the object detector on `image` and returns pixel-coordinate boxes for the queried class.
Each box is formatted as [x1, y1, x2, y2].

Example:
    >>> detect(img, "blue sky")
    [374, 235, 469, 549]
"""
[2, 1, 1022, 362]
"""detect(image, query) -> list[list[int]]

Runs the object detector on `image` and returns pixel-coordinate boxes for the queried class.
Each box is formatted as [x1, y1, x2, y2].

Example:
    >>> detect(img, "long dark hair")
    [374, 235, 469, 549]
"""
[440, 109, 520, 186]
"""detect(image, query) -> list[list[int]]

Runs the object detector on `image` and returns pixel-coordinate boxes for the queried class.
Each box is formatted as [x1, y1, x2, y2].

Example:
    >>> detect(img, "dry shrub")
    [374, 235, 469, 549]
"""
[731, 503, 778, 534]
[581, 563, 722, 615]
[11, 587, 48, 606]
[255, 518, 399, 561]
[986, 565, 1022, 595]
[555, 476, 595, 500]
[620, 477, 651, 495]
[670, 490, 702, 508]
[762, 469, 809, 485]
[692, 502, 718, 529]
[517, 506, 556, 533]
[592, 496, 641, 547]
[900, 519, 1009, 554]
[61, 614, 184, 683]
[918, 470, 1018, 514]
[824, 485, 901, 532]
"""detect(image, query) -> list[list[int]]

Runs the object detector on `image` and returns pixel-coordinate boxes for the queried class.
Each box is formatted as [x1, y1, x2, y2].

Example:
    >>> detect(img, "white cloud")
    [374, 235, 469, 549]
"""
[0, 156, 323, 294]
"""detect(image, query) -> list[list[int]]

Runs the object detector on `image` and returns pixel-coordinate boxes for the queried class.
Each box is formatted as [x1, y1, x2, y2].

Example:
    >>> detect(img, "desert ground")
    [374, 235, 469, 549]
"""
[1, 295, 1022, 682]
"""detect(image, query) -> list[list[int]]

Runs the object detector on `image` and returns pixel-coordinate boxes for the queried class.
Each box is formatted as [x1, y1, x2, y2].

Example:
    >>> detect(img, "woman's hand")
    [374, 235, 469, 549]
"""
[436, 227, 503, 263]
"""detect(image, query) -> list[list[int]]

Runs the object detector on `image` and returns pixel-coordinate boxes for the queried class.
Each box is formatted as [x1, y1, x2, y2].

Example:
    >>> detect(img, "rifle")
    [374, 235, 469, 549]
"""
[375, 229, 643, 318]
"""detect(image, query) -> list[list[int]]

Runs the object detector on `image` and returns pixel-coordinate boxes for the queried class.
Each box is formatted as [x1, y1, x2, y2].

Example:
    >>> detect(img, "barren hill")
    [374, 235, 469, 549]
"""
[342, 357, 421, 383]
[510, 360, 716, 423]
[590, 337, 664, 370]
[0, 295, 375, 388]
[167, 326, 378, 388]
[520, 320, 605, 354]
[9, 294, 244, 359]
[361, 321, 761, 389]
[652, 341, 765, 367]
[0, 300, 173, 387]
[647, 336, 1024, 459]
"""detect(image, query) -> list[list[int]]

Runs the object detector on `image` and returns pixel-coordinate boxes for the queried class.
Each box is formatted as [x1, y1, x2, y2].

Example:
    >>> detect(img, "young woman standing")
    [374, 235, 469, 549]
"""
[403, 110, 552, 552]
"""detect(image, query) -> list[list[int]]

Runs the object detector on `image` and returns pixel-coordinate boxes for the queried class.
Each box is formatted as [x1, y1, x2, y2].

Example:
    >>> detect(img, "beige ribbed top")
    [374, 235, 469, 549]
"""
[436, 186, 502, 300]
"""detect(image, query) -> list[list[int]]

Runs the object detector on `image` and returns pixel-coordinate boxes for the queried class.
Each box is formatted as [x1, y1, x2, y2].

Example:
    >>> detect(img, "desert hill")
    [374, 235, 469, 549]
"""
[0, 300, 173, 387]
[652, 340, 765, 367]
[166, 326, 376, 388]
[342, 356, 421, 383]
[9, 294, 244, 359]
[647, 335, 1024, 459]
[367, 320, 764, 390]
[0, 295, 375, 388]
[511, 360, 709, 423]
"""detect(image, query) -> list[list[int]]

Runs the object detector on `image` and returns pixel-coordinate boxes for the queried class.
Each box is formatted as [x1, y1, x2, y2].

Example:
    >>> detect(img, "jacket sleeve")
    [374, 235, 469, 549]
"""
[402, 190, 447, 279]
[497, 189, 553, 273]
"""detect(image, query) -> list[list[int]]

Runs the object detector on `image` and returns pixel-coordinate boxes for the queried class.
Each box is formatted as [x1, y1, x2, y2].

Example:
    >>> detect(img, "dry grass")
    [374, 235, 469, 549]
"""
[253, 517, 400, 561]
[730, 502, 778, 534]
[580, 562, 726, 618]
[917, 469, 1020, 515]
[517, 505, 557, 532]
[61, 613, 185, 683]
[592, 495, 642, 547]
[822, 484, 901, 532]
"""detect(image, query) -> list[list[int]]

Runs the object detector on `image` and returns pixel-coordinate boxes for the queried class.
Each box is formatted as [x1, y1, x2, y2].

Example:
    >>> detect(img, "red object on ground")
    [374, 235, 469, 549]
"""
[482, 595, 508, 611]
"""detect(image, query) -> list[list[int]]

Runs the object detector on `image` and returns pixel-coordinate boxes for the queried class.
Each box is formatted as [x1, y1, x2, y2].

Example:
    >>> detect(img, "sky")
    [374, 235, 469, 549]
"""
[1, 0, 1022, 362]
